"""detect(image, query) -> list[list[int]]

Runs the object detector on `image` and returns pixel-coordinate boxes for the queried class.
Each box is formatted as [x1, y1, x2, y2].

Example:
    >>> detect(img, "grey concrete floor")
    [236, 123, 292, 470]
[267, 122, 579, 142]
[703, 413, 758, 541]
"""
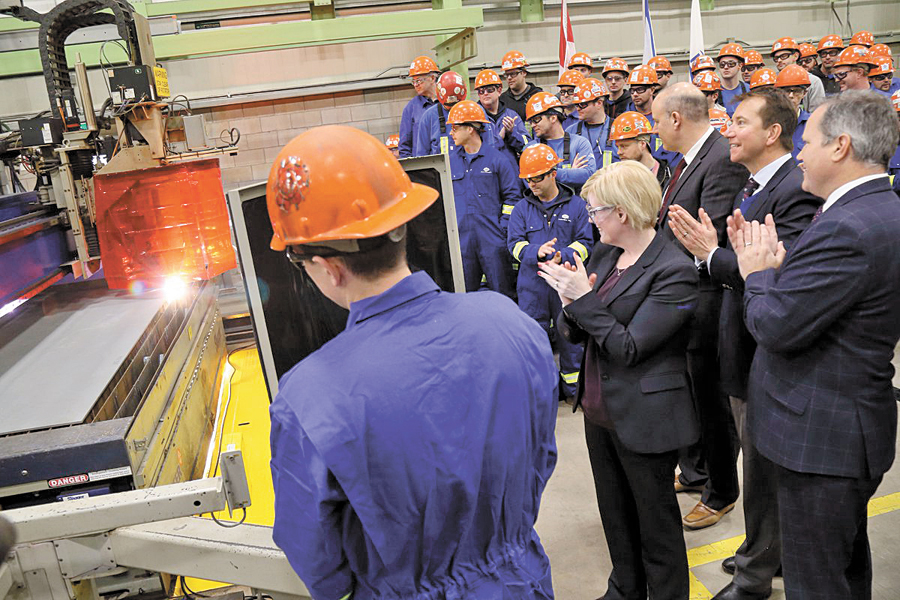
[534, 349, 900, 599]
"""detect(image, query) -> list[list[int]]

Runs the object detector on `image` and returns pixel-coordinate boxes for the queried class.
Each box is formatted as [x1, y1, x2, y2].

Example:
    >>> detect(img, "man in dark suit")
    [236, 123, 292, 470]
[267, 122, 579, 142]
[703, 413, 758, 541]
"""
[668, 88, 821, 600]
[651, 83, 748, 529]
[731, 90, 900, 599]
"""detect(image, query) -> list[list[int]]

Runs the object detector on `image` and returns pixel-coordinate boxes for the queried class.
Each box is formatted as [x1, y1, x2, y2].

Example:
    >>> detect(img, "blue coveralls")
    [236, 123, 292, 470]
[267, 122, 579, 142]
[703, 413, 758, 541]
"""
[565, 118, 619, 169]
[482, 100, 531, 158]
[720, 81, 750, 117]
[415, 103, 512, 169]
[792, 109, 810, 160]
[399, 95, 436, 158]
[449, 140, 524, 297]
[270, 271, 559, 600]
[871, 79, 900, 96]
[507, 184, 593, 397]
[889, 143, 900, 197]
[527, 133, 596, 192]
[561, 112, 580, 131]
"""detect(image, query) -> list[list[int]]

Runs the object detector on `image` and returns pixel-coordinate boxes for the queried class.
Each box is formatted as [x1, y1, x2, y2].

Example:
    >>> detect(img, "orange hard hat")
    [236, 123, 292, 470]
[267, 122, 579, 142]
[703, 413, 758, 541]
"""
[690, 54, 717, 74]
[647, 55, 672, 73]
[817, 34, 844, 52]
[869, 57, 894, 77]
[408, 56, 439, 77]
[518, 144, 563, 179]
[835, 45, 876, 68]
[557, 69, 585, 88]
[609, 111, 653, 141]
[750, 68, 778, 89]
[568, 52, 593, 70]
[775, 64, 811, 87]
[718, 43, 745, 61]
[693, 70, 722, 91]
[892, 89, 900, 113]
[525, 92, 563, 120]
[501, 50, 528, 72]
[267, 126, 438, 250]
[475, 69, 503, 89]
[628, 65, 658, 86]
[602, 57, 630, 75]
[708, 108, 732, 133]
[571, 78, 610, 104]
[870, 44, 892, 59]
[849, 31, 874, 47]
[771, 37, 799, 56]
[385, 134, 399, 149]
[743, 50, 765, 67]
[798, 43, 818, 59]
[447, 100, 489, 125]
[436, 71, 467, 106]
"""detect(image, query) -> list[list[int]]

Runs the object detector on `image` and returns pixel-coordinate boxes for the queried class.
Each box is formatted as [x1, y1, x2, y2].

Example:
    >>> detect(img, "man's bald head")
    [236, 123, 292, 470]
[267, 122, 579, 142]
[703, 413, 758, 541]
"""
[655, 82, 709, 124]
[652, 82, 714, 154]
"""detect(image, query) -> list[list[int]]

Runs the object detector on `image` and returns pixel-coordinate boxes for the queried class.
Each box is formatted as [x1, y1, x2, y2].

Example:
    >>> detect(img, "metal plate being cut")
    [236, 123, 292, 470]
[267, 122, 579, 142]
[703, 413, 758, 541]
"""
[0, 282, 167, 435]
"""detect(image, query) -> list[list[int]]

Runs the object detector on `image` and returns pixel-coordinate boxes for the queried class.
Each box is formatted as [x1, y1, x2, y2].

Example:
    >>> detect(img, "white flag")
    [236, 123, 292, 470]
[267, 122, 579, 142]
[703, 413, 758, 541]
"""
[642, 0, 656, 64]
[689, 0, 706, 62]
[559, 0, 576, 76]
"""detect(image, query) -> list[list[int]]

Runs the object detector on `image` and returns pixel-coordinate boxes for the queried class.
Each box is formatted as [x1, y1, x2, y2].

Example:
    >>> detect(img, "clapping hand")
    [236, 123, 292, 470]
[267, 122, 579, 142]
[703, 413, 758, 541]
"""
[537, 254, 597, 306]
[667, 205, 719, 260]
[728, 212, 786, 280]
[571, 153, 589, 170]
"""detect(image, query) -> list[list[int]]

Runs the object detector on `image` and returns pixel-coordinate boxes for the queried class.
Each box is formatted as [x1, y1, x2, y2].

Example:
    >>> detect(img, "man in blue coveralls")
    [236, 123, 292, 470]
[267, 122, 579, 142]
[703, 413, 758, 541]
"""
[447, 100, 523, 298]
[508, 144, 592, 401]
[567, 78, 618, 170]
[398, 55, 438, 158]
[266, 125, 558, 600]
[525, 91, 596, 193]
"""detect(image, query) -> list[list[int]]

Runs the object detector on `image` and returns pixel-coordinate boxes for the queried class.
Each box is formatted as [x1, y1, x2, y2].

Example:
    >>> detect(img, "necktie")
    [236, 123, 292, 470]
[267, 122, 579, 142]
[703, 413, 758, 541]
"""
[738, 177, 761, 214]
[811, 205, 823, 222]
[657, 158, 687, 226]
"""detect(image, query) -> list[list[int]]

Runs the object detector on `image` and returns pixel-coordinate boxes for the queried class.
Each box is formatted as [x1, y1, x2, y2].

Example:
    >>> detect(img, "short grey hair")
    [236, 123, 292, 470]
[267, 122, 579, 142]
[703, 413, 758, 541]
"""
[817, 91, 900, 169]
[660, 84, 708, 124]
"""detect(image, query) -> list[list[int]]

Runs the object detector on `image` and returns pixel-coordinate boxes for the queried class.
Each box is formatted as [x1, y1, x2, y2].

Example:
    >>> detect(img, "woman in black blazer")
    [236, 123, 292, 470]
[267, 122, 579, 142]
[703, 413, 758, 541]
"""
[539, 161, 700, 600]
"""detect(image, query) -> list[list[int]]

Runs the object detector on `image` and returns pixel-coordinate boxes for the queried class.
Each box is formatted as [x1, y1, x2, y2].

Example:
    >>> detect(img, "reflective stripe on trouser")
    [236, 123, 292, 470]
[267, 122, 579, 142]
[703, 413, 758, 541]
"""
[516, 272, 583, 396]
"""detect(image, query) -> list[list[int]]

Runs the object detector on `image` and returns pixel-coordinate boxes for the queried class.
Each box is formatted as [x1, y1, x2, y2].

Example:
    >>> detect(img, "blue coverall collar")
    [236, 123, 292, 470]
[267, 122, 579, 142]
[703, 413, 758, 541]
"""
[347, 271, 440, 326]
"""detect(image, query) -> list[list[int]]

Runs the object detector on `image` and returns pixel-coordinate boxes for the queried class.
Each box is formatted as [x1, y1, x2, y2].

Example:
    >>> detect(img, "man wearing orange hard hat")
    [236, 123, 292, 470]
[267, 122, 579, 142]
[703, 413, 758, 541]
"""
[568, 52, 594, 77]
[267, 125, 558, 600]
[475, 68, 531, 166]
[507, 144, 592, 400]
[525, 91, 596, 190]
[717, 43, 750, 117]
[775, 64, 813, 159]
[602, 57, 635, 119]
[833, 45, 877, 92]
[648, 55, 674, 90]
[771, 37, 825, 112]
[816, 34, 844, 95]
[499, 50, 544, 122]
[557, 68, 586, 130]
[399, 55, 439, 158]
[609, 111, 672, 188]
[446, 100, 523, 297]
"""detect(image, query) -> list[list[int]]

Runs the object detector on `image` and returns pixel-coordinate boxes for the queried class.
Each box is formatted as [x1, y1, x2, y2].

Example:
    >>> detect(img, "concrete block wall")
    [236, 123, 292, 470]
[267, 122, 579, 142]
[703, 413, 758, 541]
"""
[194, 87, 411, 190]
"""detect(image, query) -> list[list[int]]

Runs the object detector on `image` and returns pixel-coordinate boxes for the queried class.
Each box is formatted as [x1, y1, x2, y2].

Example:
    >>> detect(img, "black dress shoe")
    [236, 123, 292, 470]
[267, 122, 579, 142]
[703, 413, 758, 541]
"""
[711, 582, 771, 600]
[722, 555, 736, 575]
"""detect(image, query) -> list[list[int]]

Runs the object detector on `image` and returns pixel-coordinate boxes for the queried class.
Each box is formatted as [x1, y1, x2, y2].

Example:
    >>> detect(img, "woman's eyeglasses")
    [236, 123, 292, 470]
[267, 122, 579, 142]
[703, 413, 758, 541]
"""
[587, 205, 615, 220]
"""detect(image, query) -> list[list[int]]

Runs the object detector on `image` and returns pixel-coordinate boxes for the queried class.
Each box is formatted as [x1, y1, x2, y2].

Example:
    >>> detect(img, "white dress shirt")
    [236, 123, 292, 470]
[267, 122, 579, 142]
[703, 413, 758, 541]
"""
[822, 173, 890, 213]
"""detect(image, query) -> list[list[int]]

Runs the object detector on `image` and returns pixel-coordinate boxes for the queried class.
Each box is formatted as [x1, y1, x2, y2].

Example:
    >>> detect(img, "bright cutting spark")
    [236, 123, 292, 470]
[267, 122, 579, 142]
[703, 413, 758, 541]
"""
[163, 275, 188, 303]
[0, 298, 26, 318]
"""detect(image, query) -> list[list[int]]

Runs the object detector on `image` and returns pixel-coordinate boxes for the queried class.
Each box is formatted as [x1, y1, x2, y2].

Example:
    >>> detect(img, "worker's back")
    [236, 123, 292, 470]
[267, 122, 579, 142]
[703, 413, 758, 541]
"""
[270, 271, 558, 600]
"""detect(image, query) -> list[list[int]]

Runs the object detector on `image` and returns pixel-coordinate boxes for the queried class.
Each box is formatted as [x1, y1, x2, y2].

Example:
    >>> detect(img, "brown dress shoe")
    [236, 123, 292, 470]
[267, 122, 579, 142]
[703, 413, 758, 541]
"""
[682, 501, 736, 530]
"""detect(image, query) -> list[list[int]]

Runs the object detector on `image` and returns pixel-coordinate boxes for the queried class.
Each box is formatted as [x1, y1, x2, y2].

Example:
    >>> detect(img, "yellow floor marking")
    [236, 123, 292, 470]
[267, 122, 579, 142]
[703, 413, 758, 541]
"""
[180, 348, 274, 595]
[690, 571, 713, 600]
[867, 490, 900, 517]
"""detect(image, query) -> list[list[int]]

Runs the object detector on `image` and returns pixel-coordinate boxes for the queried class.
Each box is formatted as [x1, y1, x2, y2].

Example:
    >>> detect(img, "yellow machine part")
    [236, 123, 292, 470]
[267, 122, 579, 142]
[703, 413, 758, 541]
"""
[179, 347, 275, 596]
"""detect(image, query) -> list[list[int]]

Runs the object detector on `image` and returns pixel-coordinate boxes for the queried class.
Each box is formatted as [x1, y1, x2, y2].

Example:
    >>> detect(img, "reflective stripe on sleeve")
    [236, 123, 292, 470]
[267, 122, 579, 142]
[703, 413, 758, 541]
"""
[501, 204, 515, 215]
[561, 371, 580, 384]
[568, 241, 588, 262]
[512, 241, 529, 261]
[602, 150, 612, 167]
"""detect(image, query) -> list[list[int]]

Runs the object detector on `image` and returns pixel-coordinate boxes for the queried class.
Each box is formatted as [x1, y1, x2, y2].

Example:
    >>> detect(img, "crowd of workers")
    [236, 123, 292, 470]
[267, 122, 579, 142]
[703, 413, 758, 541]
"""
[264, 28, 900, 600]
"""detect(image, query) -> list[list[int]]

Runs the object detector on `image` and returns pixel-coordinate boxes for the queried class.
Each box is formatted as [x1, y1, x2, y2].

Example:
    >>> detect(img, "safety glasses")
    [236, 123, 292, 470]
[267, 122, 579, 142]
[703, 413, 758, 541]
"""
[742, 65, 761, 73]
[558, 88, 575, 97]
[773, 51, 795, 63]
[604, 75, 625, 84]
[718, 60, 740, 69]
[527, 114, 545, 126]
[411, 76, 431, 86]
[870, 73, 892, 82]
[525, 171, 554, 184]
[587, 205, 615, 220]
[505, 69, 525, 79]
[833, 70, 851, 81]
[476, 85, 501, 95]
[818, 49, 841, 59]
[575, 99, 596, 110]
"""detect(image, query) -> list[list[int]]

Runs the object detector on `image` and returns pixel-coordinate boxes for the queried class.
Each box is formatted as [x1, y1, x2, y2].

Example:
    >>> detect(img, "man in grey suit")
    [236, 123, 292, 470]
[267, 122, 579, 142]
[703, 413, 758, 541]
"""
[668, 88, 821, 600]
[731, 90, 900, 599]
[653, 83, 748, 530]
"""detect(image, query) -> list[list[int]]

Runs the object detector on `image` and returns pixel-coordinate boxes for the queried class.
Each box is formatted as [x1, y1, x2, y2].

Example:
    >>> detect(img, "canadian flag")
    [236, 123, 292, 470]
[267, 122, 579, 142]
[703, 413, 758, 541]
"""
[559, 0, 575, 76]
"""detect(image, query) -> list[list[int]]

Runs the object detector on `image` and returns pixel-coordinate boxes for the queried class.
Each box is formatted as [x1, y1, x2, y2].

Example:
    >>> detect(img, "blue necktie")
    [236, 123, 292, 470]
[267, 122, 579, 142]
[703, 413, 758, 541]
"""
[738, 177, 760, 214]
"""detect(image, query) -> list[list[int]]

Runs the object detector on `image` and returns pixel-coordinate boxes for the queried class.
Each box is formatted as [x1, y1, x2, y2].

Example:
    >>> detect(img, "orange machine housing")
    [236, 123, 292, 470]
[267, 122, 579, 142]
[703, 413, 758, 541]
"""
[94, 158, 236, 290]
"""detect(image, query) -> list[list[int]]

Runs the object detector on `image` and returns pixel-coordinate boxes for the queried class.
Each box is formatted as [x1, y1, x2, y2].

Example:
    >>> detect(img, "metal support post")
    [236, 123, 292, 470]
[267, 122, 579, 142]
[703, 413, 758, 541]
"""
[519, 0, 544, 23]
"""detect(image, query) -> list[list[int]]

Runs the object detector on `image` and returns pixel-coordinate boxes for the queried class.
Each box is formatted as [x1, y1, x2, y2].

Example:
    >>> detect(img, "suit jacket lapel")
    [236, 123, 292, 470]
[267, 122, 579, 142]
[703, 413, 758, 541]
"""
[669, 131, 720, 204]
[601, 233, 667, 306]
[589, 246, 623, 291]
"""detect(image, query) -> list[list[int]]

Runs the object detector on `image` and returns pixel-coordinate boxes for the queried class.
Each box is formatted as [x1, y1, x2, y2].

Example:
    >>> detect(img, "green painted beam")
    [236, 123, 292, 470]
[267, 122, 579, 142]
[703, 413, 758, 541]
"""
[700, 0, 715, 10]
[0, 6, 483, 77]
[520, 0, 544, 23]
[310, 0, 335, 20]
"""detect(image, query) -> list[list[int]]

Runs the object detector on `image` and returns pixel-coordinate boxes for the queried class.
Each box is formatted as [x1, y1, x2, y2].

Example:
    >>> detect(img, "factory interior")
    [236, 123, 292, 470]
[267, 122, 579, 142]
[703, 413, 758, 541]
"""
[0, 0, 899, 599]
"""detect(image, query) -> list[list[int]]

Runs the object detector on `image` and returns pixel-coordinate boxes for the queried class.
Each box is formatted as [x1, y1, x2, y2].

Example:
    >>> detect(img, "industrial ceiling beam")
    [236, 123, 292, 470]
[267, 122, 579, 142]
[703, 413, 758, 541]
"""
[0, 6, 484, 77]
